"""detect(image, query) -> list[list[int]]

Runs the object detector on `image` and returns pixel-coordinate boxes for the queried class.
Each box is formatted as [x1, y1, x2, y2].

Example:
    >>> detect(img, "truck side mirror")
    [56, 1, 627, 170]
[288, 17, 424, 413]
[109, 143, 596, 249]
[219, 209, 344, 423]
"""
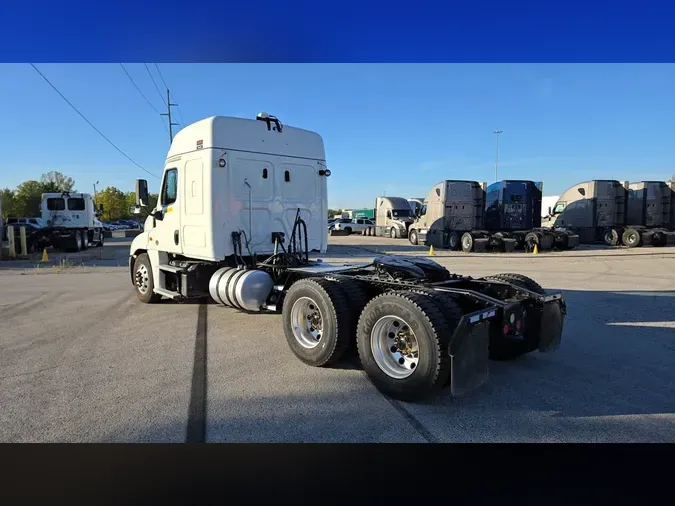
[98, 204, 104, 214]
[130, 205, 142, 215]
[548, 206, 552, 216]
[136, 179, 149, 207]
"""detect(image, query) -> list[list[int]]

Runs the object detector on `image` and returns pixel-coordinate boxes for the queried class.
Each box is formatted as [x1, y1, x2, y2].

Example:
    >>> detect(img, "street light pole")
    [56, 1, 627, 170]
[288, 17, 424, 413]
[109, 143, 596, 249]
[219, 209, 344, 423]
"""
[493, 130, 503, 182]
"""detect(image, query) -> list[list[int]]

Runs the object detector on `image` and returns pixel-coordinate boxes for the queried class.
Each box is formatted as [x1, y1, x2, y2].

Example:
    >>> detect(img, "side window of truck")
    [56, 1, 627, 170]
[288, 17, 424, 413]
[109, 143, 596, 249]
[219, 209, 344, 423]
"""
[47, 198, 65, 211]
[554, 203, 566, 214]
[162, 168, 178, 206]
[420, 205, 427, 216]
[67, 198, 85, 211]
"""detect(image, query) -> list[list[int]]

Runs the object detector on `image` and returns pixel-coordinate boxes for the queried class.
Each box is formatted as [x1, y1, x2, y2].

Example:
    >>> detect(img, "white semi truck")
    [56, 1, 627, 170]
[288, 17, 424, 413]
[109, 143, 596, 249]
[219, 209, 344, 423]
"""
[128, 112, 567, 402]
[41, 192, 105, 251]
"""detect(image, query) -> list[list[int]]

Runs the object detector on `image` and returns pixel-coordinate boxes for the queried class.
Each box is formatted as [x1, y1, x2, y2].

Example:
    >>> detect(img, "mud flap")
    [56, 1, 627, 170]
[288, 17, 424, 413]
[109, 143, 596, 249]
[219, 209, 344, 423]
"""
[448, 310, 493, 396]
[538, 301, 564, 353]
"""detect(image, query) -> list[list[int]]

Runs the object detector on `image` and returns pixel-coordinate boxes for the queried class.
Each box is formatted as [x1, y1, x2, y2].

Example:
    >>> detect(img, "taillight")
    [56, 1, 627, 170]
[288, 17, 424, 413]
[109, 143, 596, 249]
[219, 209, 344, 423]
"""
[516, 319, 521, 331]
[503, 324, 510, 335]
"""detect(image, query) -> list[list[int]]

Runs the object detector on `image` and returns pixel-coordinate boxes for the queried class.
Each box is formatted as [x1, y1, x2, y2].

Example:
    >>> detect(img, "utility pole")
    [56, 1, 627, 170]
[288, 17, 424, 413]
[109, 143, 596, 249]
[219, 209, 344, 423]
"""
[161, 89, 179, 143]
[493, 130, 503, 182]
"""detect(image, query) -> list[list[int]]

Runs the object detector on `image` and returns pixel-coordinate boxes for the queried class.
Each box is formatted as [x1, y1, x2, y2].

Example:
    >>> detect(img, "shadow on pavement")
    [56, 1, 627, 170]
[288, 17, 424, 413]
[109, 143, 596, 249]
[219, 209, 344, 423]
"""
[316, 288, 675, 423]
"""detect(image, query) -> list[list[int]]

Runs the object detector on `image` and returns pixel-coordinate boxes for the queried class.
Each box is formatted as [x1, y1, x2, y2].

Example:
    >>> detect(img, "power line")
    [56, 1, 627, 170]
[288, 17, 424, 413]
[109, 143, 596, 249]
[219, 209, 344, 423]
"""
[29, 63, 160, 179]
[120, 64, 161, 115]
[154, 63, 185, 126]
[153, 63, 170, 92]
[144, 63, 165, 104]
[119, 63, 169, 135]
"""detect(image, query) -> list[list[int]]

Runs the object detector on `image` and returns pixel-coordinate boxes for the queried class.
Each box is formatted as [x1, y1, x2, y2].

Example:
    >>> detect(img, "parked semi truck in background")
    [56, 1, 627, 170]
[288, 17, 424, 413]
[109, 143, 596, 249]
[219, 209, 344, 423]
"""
[541, 179, 675, 247]
[373, 196, 415, 238]
[127, 113, 567, 402]
[409, 179, 579, 252]
[41, 192, 105, 251]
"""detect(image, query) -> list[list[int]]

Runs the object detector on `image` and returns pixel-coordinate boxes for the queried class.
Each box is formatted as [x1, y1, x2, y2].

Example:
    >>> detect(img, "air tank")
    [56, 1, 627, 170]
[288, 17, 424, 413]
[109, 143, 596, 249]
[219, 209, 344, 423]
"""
[209, 267, 274, 312]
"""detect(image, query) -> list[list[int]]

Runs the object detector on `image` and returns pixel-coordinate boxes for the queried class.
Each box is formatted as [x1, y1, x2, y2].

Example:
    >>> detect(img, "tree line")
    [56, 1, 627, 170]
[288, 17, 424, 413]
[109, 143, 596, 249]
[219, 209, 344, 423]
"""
[1, 171, 158, 222]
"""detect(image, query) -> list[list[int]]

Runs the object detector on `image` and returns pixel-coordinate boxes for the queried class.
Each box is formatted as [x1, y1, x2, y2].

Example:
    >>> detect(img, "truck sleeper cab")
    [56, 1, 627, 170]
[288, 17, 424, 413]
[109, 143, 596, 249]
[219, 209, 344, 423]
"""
[129, 114, 330, 301]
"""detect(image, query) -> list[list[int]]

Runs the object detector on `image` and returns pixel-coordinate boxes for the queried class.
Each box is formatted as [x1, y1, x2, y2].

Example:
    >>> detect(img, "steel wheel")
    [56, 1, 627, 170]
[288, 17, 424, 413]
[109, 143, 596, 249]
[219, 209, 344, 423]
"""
[390, 227, 397, 239]
[371, 315, 419, 379]
[290, 296, 324, 349]
[461, 234, 472, 251]
[135, 263, 150, 295]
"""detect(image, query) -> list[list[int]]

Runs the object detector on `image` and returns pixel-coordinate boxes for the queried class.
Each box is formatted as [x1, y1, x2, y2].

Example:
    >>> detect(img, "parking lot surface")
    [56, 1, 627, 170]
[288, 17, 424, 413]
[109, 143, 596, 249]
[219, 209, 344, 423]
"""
[1, 236, 674, 442]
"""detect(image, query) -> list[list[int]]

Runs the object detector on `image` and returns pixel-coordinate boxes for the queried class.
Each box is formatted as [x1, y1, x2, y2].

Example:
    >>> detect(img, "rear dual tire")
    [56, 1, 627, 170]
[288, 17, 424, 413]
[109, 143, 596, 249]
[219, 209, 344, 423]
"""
[282, 279, 462, 402]
[357, 291, 458, 402]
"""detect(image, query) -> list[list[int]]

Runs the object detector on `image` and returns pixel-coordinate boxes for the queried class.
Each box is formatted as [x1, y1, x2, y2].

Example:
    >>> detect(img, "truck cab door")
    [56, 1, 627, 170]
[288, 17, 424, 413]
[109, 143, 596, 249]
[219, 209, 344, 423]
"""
[150, 167, 182, 254]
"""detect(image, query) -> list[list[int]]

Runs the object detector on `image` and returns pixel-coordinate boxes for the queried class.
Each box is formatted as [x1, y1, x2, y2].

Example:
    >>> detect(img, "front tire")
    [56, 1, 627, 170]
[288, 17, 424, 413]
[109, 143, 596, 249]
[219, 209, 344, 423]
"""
[357, 291, 453, 402]
[603, 228, 620, 247]
[282, 277, 353, 367]
[390, 227, 398, 239]
[133, 253, 162, 303]
[448, 232, 460, 251]
[409, 230, 418, 245]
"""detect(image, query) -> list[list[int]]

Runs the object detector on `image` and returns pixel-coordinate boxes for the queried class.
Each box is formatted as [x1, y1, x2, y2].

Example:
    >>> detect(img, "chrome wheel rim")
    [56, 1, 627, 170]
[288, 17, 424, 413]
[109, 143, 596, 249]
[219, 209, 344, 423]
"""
[462, 235, 471, 249]
[290, 297, 324, 349]
[135, 263, 150, 294]
[371, 316, 419, 379]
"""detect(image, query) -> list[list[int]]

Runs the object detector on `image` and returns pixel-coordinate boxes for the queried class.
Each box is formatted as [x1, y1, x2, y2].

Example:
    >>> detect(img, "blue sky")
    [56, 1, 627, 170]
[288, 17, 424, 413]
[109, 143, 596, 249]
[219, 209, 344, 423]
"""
[1, 63, 673, 209]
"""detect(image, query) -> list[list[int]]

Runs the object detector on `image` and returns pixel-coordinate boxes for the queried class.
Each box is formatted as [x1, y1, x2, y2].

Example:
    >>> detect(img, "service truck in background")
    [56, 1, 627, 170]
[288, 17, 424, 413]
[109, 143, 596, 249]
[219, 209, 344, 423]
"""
[127, 112, 567, 402]
[41, 192, 105, 251]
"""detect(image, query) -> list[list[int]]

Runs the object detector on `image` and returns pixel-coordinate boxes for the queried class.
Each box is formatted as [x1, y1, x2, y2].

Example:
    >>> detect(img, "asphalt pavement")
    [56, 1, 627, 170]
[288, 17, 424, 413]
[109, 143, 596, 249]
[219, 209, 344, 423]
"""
[1, 237, 674, 442]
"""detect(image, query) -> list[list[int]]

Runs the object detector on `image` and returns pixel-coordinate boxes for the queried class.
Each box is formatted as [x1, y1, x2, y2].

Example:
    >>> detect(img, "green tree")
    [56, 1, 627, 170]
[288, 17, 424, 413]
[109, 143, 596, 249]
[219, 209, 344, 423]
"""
[40, 171, 75, 192]
[1, 189, 16, 218]
[13, 180, 44, 217]
[97, 186, 128, 221]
